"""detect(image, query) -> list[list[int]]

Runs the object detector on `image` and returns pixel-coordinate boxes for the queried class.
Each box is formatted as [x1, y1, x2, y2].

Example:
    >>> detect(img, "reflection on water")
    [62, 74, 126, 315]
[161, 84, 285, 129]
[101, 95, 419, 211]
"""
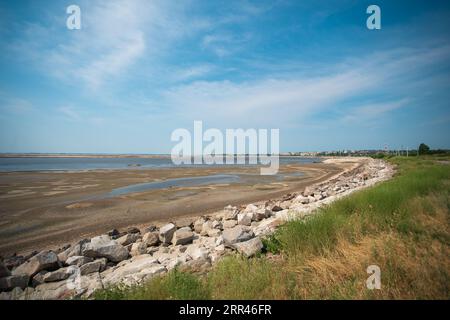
[108, 174, 240, 197]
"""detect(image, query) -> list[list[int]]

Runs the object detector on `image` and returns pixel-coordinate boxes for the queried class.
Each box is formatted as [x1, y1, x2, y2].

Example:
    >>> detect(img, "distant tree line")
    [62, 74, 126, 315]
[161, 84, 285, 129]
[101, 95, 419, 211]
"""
[369, 143, 449, 159]
[418, 143, 449, 155]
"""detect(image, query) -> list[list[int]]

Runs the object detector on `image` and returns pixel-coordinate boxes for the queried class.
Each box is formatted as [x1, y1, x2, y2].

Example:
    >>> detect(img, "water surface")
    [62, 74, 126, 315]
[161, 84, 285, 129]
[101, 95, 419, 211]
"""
[0, 156, 320, 172]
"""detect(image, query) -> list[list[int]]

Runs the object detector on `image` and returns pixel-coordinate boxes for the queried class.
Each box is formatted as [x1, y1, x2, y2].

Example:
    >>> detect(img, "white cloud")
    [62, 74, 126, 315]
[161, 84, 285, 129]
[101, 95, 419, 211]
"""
[340, 99, 410, 123]
[159, 45, 450, 128]
[170, 64, 215, 82]
[162, 69, 377, 127]
[8, 0, 196, 90]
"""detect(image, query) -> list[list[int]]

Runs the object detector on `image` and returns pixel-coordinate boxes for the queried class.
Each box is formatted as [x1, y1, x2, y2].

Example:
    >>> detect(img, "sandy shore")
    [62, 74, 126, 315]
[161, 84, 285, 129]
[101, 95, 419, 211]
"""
[0, 160, 353, 255]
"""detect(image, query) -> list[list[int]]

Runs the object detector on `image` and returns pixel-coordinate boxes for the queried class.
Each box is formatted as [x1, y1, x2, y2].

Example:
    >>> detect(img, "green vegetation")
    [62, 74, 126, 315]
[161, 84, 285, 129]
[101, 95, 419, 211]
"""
[418, 143, 431, 155]
[95, 156, 450, 300]
[94, 269, 210, 300]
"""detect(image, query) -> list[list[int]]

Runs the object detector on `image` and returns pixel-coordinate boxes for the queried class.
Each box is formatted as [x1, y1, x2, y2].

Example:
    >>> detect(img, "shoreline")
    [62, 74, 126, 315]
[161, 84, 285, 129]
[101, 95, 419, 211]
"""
[0, 153, 324, 159]
[0, 157, 394, 299]
[0, 161, 343, 255]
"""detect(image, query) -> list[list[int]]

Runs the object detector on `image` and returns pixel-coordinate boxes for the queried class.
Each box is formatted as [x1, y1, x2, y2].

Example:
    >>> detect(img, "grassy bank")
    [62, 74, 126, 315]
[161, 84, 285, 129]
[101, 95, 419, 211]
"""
[94, 157, 450, 300]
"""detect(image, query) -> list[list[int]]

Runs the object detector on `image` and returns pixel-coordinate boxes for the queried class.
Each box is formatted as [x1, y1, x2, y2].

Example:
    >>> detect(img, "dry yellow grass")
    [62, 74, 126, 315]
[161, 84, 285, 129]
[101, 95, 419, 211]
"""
[286, 190, 450, 299]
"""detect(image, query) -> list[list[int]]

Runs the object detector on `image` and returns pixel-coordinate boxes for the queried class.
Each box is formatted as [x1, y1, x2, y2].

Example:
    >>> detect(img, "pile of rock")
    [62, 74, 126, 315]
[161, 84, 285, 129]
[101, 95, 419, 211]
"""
[0, 206, 267, 300]
[0, 158, 394, 300]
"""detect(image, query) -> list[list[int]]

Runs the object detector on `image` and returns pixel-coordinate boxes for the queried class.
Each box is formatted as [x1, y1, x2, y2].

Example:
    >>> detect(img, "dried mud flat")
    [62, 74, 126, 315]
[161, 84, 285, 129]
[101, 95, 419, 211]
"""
[0, 161, 347, 255]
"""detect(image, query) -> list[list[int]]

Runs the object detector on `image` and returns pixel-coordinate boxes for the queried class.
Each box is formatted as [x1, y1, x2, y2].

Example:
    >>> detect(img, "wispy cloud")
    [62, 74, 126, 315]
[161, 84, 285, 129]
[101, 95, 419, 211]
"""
[58, 106, 81, 121]
[0, 93, 33, 114]
[160, 44, 450, 128]
[6, 0, 199, 90]
[340, 99, 410, 123]
[170, 64, 215, 82]
[163, 70, 375, 126]
[201, 32, 253, 57]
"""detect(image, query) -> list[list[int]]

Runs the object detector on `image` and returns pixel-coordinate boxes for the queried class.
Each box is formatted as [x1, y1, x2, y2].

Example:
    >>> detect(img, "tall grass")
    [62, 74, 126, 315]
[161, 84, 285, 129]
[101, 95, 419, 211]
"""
[207, 256, 298, 299]
[95, 157, 450, 300]
[269, 160, 449, 260]
[94, 269, 210, 300]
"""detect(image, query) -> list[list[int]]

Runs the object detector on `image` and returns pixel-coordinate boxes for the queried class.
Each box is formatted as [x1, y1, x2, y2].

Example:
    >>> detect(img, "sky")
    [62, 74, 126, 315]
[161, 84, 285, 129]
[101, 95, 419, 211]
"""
[0, 0, 449, 153]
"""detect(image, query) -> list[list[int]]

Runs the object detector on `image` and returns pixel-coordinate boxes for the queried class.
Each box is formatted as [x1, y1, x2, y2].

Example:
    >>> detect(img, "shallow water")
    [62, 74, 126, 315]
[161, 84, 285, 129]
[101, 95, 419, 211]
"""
[105, 171, 304, 197]
[0, 156, 320, 172]
[107, 174, 241, 197]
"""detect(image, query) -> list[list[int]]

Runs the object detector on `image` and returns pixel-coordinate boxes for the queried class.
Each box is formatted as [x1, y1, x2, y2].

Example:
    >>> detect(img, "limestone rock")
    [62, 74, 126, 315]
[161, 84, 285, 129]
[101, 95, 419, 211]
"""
[237, 212, 253, 226]
[80, 259, 106, 275]
[223, 205, 238, 220]
[145, 225, 158, 233]
[82, 235, 129, 262]
[31, 278, 76, 300]
[153, 251, 178, 265]
[0, 261, 11, 278]
[186, 245, 209, 261]
[223, 220, 237, 229]
[57, 244, 81, 263]
[193, 217, 207, 233]
[244, 204, 258, 213]
[253, 208, 271, 221]
[31, 271, 48, 287]
[295, 195, 309, 204]
[303, 186, 314, 196]
[3, 255, 25, 270]
[130, 242, 147, 257]
[172, 227, 194, 245]
[215, 236, 224, 246]
[274, 209, 292, 221]
[233, 237, 263, 257]
[101, 254, 161, 286]
[200, 220, 213, 236]
[178, 258, 211, 274]
[43, 267, 74, 282]
[13, 287, 35, 300]
[0, 274, 29, 290]
[253, 217, 282, 236]
[65, 256, 93, 267]
[211, 220, 222, 230]
[206, 228, 221, 237]
[159, 223, 176, 244]
[142, 231, 160, 247]
[116, 233, 140, 246]
[222, 225, 254, 245]
[72, 272, 104, 298]
[173, 217, 195, 229]
[166, 256, 187, 271]
[0, 290, 11, 300]
[194, 236, 216, 248]
[215, 244, 225, 252]
[280, 200, 291, 209]
[12, 251, 59, 277]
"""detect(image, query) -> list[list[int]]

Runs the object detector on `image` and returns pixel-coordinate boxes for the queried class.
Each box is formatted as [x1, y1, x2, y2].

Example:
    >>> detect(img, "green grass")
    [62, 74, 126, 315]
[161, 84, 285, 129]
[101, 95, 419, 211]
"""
[94, 269, 210, 300]
[95, 156, 450, 300]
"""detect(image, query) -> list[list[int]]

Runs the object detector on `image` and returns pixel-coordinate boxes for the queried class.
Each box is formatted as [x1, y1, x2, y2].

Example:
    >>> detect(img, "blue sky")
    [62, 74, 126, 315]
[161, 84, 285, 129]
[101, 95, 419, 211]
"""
[0, 0, 449, 153]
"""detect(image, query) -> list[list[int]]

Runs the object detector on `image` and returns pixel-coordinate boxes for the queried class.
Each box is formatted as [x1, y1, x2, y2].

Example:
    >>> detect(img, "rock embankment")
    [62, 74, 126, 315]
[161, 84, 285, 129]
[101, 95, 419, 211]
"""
[0, 158, 394, 300]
